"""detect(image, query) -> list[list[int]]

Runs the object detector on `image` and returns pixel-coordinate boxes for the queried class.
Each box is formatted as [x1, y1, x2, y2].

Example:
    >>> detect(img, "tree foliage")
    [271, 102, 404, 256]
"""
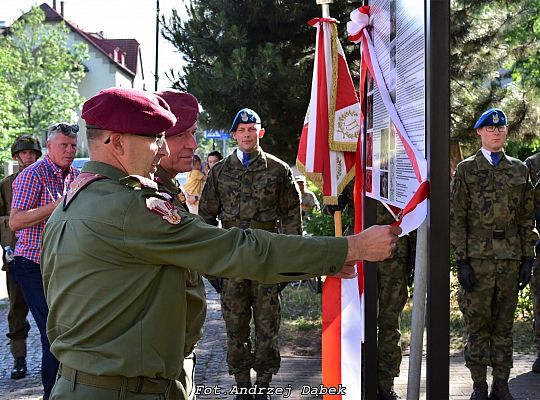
[162, 0, 361, 163]
[451, 0, 540, 156]
[0, 6, 88, 161]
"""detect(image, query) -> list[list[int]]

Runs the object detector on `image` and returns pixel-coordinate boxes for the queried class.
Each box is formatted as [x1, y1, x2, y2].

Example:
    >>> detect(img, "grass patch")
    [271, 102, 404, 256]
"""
[279, 283, 322, 356]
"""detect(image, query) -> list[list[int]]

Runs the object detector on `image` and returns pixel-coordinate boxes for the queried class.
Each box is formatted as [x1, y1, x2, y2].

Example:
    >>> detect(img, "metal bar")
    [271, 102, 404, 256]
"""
[363, 199, 378, 400]
[154, 0, 160, 91]
[425, 0, 450, 398]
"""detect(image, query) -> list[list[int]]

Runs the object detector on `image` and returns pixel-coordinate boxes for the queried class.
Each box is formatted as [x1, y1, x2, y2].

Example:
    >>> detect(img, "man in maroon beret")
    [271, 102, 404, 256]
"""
[42, 86, 400, 400]
[155, 89, 205, 400]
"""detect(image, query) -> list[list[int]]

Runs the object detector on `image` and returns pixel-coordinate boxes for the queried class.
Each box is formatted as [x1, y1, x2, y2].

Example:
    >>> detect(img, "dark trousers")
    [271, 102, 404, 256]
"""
[11, 256, 59, 400]
[6, 263, 30, 358]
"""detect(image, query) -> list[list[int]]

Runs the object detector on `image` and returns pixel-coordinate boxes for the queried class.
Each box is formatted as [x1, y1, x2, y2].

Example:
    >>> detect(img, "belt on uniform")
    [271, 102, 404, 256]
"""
[222, 220, 277, 231]
[468, 225, 518, 240]
[59, 365, 170, 394]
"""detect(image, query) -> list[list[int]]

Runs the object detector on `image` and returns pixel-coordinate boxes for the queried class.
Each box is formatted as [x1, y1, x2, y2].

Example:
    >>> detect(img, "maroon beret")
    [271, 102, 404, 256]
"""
[155, 90, 199, 136]
[82, 87, 177, 136]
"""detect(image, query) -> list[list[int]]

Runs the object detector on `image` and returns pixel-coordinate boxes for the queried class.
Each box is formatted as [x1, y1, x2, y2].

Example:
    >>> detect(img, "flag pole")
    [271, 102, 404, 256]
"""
[316, 0, 333, 18]
[315, 0, 337, 236]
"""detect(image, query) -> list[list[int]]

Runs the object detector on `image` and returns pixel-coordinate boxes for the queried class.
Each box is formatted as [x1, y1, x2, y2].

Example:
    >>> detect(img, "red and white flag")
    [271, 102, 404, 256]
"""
[297, 18, 358, 205]
[296, 17, 363, 399]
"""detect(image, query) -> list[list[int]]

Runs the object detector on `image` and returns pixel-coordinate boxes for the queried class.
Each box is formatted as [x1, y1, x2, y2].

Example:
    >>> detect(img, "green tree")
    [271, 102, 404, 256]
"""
[162, 0, 360, 163]
[0, 6, 88, 161]
[451, 0, 540, 157]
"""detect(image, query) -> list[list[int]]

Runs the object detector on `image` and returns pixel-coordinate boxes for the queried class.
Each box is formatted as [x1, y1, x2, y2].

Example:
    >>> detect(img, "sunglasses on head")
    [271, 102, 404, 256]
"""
[52, 123, 80, 134]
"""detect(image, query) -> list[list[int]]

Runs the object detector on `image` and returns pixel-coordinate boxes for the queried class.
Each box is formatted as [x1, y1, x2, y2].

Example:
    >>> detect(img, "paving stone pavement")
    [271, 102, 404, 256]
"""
[1, 278, 540, 399]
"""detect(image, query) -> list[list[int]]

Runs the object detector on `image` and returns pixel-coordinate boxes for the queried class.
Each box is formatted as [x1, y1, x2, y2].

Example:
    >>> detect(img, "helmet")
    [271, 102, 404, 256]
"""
[11, 135, 42, 158]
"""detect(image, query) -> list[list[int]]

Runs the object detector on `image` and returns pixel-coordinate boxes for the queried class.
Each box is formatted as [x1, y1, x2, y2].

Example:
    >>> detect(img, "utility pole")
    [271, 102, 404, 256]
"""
[154, 0, 160, 91]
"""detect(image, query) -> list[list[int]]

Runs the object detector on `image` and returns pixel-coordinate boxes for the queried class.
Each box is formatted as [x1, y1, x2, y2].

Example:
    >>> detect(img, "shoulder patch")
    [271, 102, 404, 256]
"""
[146, 196, 182, 225]
[120, 175, 158, 190]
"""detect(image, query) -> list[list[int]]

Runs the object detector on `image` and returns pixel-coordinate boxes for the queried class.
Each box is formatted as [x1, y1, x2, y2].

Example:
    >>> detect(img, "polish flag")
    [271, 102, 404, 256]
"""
[296, 17, 362, 399]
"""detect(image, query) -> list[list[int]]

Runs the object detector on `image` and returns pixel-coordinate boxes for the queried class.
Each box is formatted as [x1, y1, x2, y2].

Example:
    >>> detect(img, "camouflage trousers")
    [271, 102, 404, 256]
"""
[531, 259, 540, 355]
[458, 259, 519, 382]
[377, 256, 408, 390]
[220, 278, 281, 380]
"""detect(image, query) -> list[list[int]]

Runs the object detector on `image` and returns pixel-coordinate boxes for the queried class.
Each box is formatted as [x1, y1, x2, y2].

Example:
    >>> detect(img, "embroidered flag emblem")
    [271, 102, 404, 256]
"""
[146, 197, 181, 225]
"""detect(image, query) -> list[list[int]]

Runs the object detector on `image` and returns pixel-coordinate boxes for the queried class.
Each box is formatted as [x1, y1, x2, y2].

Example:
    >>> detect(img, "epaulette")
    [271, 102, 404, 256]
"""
[119, 175, 159, 190]
[63, 173, 108, 210]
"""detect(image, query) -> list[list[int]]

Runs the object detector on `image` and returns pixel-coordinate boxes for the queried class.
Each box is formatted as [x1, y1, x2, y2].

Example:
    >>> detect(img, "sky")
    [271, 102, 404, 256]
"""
[0, 0, 189, 90]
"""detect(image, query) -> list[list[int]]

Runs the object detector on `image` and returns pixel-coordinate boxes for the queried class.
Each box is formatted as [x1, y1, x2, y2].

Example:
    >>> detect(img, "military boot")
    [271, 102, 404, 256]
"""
[532, 355, 540, 373]
[469, 381, 488, 400]
[254, 381, 271, 400]
[11, 357, 27, 379]
[489, 379, 514, 400]
[233, 382, 254, 400]
[377, 388, 401, 400]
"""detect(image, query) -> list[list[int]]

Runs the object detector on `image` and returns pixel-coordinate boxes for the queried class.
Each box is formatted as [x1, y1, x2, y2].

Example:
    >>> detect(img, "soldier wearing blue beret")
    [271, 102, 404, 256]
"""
[451, 107, 537, 400]
[199, 107, 299, 399]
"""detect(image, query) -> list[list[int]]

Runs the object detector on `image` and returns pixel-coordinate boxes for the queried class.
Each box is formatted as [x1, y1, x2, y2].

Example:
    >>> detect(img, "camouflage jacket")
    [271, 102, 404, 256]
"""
[200, 148, 302, 235]
[450, 149, 536, 261]
[525, 152, 540, 186]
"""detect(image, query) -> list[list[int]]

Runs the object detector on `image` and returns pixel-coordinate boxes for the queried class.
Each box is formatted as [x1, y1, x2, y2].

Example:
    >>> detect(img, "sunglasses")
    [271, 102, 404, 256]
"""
[484, 125, 507, 132]
[104, 133, 166, 147]
[52, 123, 80, 134]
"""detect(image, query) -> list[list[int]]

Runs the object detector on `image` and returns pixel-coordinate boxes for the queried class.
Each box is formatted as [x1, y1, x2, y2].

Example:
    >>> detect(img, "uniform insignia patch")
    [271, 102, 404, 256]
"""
[241, 111, 249, 122]
[492, 113, 499, 124]
[146, 197, 181, 224]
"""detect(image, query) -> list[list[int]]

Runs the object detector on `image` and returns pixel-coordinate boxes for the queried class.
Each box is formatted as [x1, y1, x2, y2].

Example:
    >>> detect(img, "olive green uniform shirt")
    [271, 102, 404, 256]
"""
[0, 172, 18, 268]
[450, 149, 536, 261]
[155, 165, 207, 356]
[42, 161, 346, 383]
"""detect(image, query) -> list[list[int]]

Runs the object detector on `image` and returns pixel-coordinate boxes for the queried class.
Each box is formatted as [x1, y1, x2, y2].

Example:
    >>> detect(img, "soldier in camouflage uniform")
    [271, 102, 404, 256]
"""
[155, 90, 206, 400]
[327, 182, 411, 400]
[199, 108, 302, 400]
[0, 135, 41, 380]
[524, 152, 540, 373]
[450, 108, 537, 400]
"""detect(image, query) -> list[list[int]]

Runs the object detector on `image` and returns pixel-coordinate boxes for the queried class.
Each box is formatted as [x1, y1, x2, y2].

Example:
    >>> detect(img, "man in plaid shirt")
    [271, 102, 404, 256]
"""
[9, 123, 79, 400]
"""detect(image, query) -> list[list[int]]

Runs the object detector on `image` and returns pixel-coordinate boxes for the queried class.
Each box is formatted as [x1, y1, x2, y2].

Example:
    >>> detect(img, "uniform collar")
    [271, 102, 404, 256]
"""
[475, 148, 510, 170]
[81, 161, 130, 181]
[154, 165, 179, 195]
[233, 148, 267, 171]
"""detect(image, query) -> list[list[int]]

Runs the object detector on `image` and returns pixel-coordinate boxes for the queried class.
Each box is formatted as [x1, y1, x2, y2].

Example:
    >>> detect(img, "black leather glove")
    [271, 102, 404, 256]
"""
[207, 277, 223, 294]
[456, 260, 475, 292]
[518, 257, 534, 290]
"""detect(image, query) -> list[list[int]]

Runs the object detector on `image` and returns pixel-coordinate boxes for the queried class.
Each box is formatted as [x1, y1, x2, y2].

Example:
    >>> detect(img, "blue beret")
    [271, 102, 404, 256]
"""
[474, 108, 508, 129]
[82, 87, 177, 136]
[230, 108, 261, 132]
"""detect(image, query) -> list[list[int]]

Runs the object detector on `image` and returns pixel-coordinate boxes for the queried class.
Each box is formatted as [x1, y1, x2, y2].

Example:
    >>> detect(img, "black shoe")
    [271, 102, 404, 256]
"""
[532, 356, 540, 373]
[233, 383, 254, 400]
[377, 389, 401, 400]
[254, 382, 271, 400]
[469, 381, 488, 400]
[11, 357, 27, 379]
[489, 379, 514, 400]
